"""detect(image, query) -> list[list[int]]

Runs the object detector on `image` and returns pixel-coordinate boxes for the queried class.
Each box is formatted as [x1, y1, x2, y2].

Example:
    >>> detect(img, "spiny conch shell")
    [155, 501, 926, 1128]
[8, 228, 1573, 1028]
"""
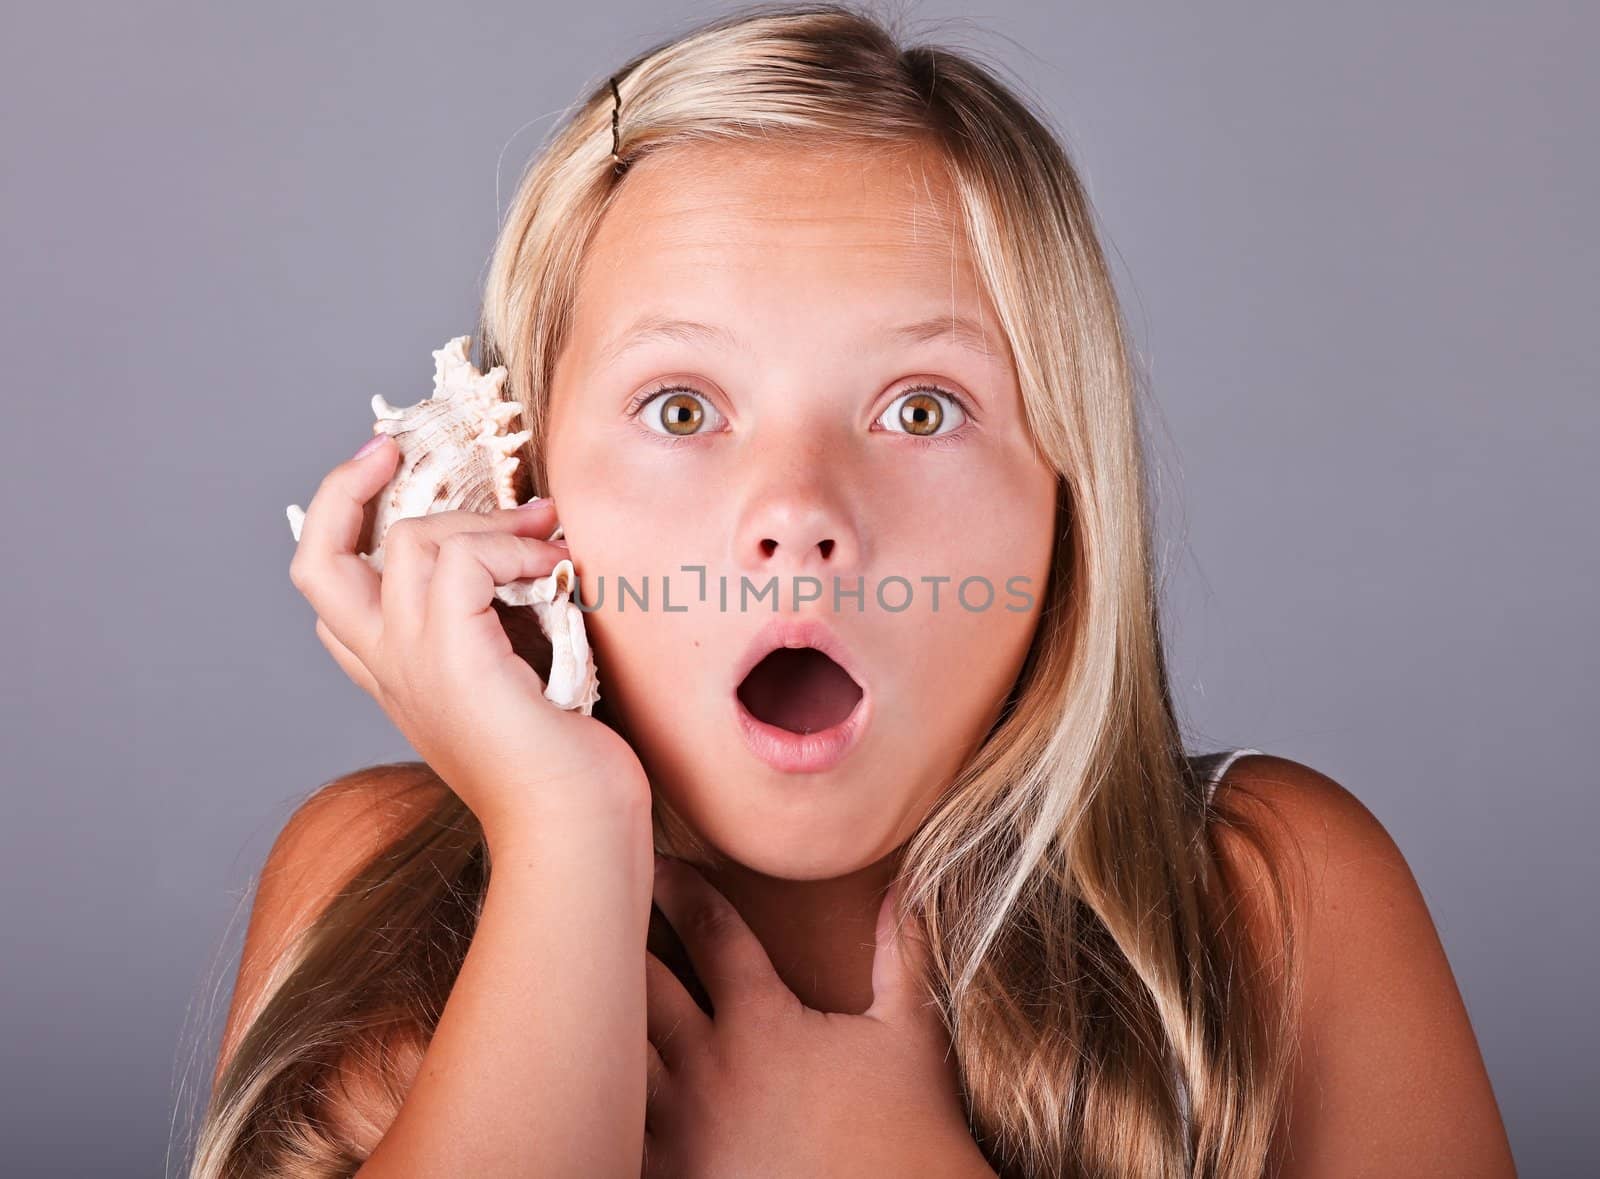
[286, 336, 601, 716]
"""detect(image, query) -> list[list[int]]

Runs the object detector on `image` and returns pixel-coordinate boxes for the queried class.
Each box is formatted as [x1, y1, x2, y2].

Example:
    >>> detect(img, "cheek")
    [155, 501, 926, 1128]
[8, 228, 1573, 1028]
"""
[554, 470, 704, 594]
[546, 401, 705, 534]
[896, 473, 1054, 736]
[583, 473, 708, 573]
[900, 585, 1038, 703]
[883, 489, 1053, 613]
[972, 451, 1059, 608]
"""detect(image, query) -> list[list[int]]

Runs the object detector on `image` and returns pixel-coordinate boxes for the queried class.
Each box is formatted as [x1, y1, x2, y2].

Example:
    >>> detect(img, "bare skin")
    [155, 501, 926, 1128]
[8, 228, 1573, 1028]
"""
[1217, 755, 1519, 1178]
[539, 138, 1515, 1174]
[226, 136, 1516, 1176]
[544, 138, 1058, 1021]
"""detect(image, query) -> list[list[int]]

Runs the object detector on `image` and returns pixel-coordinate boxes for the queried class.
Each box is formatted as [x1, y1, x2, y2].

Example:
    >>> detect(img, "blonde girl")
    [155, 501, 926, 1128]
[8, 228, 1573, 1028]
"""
[189, 4, 1513, 1175]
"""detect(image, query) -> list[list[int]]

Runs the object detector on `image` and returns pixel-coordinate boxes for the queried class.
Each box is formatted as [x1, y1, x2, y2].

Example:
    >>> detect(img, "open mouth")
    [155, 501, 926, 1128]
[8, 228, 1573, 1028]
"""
[735, 646, 865, 734]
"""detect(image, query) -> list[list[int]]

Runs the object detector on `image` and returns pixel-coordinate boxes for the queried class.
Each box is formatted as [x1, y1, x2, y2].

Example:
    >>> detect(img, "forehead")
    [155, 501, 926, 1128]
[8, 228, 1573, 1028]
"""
[572, 139, 1000, 343]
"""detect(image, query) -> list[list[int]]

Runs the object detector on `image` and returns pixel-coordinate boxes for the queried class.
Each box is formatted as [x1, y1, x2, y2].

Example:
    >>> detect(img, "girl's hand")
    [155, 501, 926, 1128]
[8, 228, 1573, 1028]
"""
[287, 434, 649, 843]
[643, 858, 995, 1178]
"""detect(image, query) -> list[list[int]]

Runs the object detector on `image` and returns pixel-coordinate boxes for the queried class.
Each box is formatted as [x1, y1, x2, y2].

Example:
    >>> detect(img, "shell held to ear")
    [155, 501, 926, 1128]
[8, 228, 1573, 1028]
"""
[286, 336, 601, 716]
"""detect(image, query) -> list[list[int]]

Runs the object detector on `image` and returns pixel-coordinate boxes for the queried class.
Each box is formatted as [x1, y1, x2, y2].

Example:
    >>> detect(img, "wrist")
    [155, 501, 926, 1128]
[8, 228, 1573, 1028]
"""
[484, 784, 654, 875]
[486, 765, 650, 835]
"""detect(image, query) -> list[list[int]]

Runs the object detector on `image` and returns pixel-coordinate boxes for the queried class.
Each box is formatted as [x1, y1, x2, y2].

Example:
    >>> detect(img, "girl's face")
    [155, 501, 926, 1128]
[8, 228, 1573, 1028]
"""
[546, 140, 1057, 880]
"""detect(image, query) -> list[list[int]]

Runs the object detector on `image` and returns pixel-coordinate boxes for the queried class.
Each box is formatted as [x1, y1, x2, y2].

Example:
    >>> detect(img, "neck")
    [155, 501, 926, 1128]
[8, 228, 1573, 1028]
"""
[692, 850, 901, 1015]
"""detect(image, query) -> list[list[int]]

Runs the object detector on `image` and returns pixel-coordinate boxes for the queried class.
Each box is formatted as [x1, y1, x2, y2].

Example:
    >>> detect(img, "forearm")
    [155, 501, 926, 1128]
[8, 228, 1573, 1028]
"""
[357, 790, 654, 1178]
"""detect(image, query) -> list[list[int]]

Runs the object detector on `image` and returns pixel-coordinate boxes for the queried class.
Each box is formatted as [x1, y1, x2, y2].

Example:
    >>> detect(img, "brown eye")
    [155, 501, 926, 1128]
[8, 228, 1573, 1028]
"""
[658, 391, 703, 434]
[878, 386, 966, 439]
[633, 387, 723, 438]
[898, 392, 942, 435]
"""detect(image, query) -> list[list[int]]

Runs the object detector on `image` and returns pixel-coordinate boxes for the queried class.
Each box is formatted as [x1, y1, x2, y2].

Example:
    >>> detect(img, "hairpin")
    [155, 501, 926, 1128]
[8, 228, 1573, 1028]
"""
[609, 73, 626, 176]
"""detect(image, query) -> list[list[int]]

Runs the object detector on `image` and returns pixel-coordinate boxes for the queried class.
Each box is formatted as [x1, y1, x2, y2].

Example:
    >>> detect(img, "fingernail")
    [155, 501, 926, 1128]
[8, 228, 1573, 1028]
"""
[516, 496, 550, 510]
[352, 435, 387, 460]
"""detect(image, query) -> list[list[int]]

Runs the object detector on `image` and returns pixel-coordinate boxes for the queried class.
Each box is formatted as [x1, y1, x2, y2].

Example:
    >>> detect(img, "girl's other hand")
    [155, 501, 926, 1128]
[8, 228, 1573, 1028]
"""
[287, 434, 649, 846]
[643, 861, 993, 1177]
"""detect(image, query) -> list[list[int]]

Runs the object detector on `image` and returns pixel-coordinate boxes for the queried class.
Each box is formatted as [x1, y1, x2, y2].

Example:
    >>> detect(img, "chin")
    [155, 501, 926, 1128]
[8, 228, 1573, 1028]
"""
[650, 746, 923, 881]
[683, 819, 893, 882]
[614, 621, 957, 876]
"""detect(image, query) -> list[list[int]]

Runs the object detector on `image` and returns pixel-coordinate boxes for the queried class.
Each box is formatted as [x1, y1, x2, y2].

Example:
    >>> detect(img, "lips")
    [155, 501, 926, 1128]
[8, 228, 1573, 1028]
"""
[730, 616, 871, 772]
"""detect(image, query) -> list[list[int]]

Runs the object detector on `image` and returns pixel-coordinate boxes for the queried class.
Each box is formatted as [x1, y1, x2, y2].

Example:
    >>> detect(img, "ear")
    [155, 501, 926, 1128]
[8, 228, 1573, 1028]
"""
[868, 876, 938, 1025]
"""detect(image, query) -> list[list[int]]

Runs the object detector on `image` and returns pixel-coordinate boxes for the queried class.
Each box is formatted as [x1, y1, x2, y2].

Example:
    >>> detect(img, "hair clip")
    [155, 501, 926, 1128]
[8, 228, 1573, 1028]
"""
[609, 73, 626, 176]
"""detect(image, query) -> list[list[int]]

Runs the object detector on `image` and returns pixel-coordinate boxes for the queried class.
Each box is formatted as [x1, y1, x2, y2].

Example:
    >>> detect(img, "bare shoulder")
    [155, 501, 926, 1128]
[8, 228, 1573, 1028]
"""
[210, 763, 452, 1091]
[1211, 754, 1517, 1178]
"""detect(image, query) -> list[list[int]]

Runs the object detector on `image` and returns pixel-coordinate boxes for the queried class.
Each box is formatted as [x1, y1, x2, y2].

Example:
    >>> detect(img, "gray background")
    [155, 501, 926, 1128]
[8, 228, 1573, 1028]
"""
[1, 2, 1592, 1175]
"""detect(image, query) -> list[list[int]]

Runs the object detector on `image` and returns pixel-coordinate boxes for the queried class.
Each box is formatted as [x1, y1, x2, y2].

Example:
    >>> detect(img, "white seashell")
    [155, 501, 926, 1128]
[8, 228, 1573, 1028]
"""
[518, 557, 602, 717]
[287, 336, 601, 715]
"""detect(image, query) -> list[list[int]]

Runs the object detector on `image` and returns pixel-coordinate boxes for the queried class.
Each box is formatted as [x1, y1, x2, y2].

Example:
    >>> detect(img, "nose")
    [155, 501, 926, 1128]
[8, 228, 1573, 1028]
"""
[732, 445, 861, 584]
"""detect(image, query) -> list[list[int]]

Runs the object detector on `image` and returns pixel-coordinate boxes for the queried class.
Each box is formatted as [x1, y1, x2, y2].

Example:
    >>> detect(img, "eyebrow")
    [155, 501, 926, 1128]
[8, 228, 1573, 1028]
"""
[596, 312, 1002, 367]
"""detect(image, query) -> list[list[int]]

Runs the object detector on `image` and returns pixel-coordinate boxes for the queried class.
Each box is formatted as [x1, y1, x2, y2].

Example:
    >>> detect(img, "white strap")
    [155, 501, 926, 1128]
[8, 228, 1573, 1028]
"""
[1202, 747, 1264, 805]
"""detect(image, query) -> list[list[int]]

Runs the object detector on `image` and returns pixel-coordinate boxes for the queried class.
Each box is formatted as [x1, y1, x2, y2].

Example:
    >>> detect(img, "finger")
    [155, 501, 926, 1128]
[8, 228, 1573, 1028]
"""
[867, 876, 939, 1025]
[376, 517, 440, 641]
[315, 617, 379, 698]
[424, 530, 570, 660]
[379, 504, 561, 640]
[650, 854, 784, 1018]
[645, 949, 709, 1069]
[400, 498, 561, 544]
[288, 435, 399, 661]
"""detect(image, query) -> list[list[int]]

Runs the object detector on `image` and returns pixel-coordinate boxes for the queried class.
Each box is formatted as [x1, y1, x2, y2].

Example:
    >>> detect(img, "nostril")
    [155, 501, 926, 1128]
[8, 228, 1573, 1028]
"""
[757, 538, 835, 559]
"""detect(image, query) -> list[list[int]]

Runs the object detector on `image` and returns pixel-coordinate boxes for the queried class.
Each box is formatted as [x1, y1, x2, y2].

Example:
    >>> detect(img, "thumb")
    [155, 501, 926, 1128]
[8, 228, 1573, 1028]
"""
[868, 876, 937, 1022]
[348, 431, 398, 479]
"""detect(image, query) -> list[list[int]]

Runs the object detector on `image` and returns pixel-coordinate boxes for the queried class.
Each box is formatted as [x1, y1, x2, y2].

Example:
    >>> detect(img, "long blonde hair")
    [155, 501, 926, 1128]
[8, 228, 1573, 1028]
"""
[183, 5, 1303, 1175]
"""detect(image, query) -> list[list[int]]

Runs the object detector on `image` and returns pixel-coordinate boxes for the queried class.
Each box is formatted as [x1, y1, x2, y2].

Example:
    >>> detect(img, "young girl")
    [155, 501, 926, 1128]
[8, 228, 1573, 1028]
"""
[191, 5, 1514, 1176]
